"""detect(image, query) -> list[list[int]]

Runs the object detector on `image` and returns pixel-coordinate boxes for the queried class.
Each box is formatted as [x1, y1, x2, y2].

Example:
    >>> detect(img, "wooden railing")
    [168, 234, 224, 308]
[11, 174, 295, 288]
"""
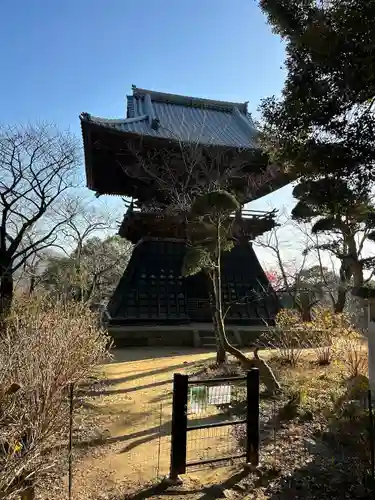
[241, 208, 277, 220]
[123, 200, 277, 220]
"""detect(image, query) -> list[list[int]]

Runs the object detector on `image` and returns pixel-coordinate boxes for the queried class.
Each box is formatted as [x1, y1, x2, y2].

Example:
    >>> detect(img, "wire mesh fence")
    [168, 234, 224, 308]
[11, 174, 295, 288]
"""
[187, 423, 245, 468]
[184, 375, 251, 470]
[59, 355, 178, 500]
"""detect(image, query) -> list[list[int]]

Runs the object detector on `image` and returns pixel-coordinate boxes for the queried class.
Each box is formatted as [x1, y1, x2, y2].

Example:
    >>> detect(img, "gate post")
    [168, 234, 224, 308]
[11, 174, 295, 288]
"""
[246, 368, 260, 468]
[168, 373, 188, 483]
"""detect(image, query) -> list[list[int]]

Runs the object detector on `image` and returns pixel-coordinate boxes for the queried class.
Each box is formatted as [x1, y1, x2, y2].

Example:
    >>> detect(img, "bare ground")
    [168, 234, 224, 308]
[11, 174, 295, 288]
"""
[42, 348, 250, 499]
[38, 347, 375, 500]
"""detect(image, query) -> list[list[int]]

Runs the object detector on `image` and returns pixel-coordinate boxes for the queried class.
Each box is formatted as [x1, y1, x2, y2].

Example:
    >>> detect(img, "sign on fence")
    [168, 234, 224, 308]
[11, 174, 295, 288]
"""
[188, 385, 232, 413]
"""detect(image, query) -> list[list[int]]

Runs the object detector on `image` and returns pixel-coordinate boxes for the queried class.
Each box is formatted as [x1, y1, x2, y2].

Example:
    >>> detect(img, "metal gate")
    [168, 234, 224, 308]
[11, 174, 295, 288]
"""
[168, 369, 260, 479]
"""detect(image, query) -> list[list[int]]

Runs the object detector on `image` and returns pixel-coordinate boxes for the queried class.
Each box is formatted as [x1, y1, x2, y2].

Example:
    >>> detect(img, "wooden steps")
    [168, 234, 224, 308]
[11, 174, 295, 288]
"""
[198, 329, 242, 349]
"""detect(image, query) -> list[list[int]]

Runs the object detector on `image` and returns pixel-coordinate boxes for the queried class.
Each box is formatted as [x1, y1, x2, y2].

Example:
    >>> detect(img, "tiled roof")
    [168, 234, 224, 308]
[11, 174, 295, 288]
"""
[80, 87, 259, 149]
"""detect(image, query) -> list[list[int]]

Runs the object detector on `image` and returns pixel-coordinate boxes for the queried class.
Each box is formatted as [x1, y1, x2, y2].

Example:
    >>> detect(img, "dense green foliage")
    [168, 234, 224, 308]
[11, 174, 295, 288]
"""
[292, 178, 375, 240]
[259, 0, 375, 308]
[259, 0, 375, 190]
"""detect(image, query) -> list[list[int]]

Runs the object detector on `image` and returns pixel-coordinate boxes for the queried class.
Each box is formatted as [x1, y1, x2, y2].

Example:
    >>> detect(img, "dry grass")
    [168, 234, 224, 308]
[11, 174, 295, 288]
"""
[0, 299, 362, 500]
[262, 309, 309, 367]
[0, 295, 110, 499]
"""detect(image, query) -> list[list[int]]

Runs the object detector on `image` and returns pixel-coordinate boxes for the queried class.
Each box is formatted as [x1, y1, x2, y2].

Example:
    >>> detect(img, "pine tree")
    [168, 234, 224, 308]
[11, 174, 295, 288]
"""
[292, 178, 375, 312]
[182, 190, 281, 393]
[259, 0, 375, 316]
[259, 0, 375, 191]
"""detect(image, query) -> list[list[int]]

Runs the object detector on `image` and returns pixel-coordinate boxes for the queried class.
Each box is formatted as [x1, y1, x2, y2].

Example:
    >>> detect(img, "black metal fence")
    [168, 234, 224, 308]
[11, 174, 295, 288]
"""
[60, 372, 375, 499]
[169, 368, 260, 480]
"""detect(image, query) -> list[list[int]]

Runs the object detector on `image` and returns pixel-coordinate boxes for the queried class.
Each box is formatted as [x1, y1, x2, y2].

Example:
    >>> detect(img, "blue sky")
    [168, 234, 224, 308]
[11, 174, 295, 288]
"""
[1, 0, 293, 214]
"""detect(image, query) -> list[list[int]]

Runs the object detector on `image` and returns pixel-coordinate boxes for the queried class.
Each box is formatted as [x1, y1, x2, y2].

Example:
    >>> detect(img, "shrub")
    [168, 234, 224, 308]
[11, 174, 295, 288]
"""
[0, 296, 111, 499]
[272, 307, 363, 368]
[265, 309, 309, 366]
[334, 328, 368, 379]
[307, 308, 342, 365]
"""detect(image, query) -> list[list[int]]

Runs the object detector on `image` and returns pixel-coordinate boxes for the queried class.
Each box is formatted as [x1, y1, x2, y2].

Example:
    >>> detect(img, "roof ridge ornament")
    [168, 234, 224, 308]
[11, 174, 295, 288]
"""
[132, 87, 248, 114]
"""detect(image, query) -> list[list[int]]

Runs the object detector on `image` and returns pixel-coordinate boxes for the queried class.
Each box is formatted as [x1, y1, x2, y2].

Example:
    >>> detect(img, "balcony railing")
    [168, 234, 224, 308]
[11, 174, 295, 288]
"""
[241, 208, 277, 220]
[123, 200, 277, 220]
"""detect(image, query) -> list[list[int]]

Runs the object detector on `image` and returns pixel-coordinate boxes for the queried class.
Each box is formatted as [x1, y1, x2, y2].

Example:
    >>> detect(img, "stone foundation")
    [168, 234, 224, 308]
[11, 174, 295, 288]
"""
[107, 323, 269, 348]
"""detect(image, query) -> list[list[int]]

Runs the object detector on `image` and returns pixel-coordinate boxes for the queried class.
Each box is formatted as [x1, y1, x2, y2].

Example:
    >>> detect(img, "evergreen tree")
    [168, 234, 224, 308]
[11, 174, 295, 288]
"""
[259, 0, 375, 316]
[292, 178, 375, 312]
[259, 0, 375, 191]
[182, 190, 281, 393]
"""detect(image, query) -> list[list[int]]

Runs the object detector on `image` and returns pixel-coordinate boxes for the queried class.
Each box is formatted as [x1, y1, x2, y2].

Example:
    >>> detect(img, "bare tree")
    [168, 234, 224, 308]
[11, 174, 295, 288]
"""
[41, 235, 132, 305]
[120, 116, 285, 212]
[12, 232, 55, 297]
[295, 222, 347, 313]
[255, 209, 319, 320]
[15, 196, 124, 301]
[58, 196, 114, 256]
[49, 197, 131, 303]
[255, 208, 303, 290]
[17, 248, 45, 297]
[255, 209, 350, 320]
[0, 123, 80, 316]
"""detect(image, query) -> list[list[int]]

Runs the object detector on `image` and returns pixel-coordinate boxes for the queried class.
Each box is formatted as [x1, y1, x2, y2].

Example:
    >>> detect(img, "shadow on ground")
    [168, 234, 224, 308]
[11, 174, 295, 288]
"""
[262, 451, 375, 499]
[123, 469, 251, 499]
[73, 410, 231, 453]
[81, 357, 212, 393]
[110, 347, 215, 363]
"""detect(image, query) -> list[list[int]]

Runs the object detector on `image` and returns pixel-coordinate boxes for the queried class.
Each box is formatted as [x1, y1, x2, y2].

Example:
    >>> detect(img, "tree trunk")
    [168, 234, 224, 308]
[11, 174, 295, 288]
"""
[300, 307, 312, 322]
[296, 291, 312, 322]
[216, 345, 226, 363]
[345, 236, 363, 289]
[210, 232, 280, 393]
[211, 271, 227, 364]
[214, 312, 226, 363]
[0, 264, 14, 318]
[214, 310, 227, 363]
[334, 262, 348, 313]
[207, 277, 226, 363]
[334, 286, 347, 313]
[345, 238, 366, 332]
[28, 275, 36, 297]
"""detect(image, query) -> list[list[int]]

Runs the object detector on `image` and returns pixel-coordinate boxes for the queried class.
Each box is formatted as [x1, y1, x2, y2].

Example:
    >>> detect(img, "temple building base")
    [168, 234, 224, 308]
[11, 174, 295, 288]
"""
[105, 322, 272, 348]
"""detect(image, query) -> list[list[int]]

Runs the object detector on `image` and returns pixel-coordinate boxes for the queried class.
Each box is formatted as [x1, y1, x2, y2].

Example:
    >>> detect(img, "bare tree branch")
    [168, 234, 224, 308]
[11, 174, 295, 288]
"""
[0, 123, 80, 315]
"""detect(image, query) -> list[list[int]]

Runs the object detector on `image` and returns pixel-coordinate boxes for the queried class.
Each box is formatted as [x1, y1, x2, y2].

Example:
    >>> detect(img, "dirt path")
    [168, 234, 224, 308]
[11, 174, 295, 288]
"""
[70, 347, 257, 500]
[52, 344, 374, 500]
